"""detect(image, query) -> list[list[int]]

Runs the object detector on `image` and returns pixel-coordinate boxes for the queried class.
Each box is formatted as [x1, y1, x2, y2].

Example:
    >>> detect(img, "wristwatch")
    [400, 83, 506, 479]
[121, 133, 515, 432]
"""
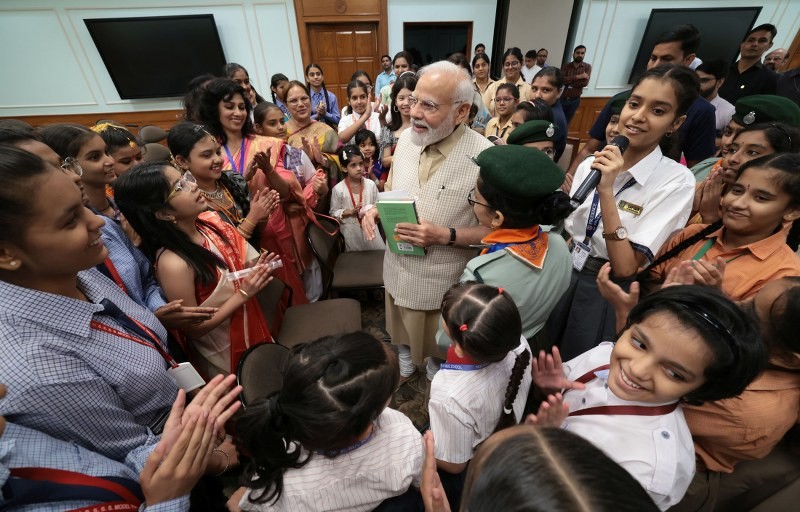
[602, 226, 628, 241]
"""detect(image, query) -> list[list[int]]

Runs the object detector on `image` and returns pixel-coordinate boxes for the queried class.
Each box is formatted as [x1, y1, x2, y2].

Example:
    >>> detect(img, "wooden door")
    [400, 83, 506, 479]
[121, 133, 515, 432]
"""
[307, 23, 380, 110]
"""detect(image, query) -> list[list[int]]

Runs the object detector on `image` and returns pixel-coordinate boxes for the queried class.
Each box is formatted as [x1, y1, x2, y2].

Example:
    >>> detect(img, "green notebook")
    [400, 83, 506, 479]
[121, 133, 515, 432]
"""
[377, 194, 426, 257]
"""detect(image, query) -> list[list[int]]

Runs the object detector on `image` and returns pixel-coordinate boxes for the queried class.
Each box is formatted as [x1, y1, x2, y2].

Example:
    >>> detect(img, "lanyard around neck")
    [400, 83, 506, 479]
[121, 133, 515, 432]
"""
[692, 237, 748, 264]
[223, 138, 246, 175]
[584, 177, 637, 243]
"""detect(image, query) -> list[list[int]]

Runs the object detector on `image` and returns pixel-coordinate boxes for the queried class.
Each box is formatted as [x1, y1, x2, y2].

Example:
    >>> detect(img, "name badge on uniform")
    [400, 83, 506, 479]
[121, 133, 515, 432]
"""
[572, 241, 591, 272]
[617, 200, 643, 216]
[167, 362, 206, 392]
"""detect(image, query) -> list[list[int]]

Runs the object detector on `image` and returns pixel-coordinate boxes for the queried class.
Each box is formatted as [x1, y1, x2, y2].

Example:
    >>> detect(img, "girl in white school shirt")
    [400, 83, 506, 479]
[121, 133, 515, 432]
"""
[232, 332, 423, 512]
[530, 286, 766, 510]
[547, 64, 698, 360]
[429, 282, 531, 510]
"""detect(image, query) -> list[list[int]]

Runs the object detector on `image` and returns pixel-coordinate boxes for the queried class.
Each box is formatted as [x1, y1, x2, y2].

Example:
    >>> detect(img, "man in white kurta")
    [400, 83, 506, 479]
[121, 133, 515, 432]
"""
[363, 62, 492, 377]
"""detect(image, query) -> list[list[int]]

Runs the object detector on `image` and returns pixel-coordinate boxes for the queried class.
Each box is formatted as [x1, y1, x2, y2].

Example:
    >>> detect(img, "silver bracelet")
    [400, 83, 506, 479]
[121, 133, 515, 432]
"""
[213, 447, 230, 476]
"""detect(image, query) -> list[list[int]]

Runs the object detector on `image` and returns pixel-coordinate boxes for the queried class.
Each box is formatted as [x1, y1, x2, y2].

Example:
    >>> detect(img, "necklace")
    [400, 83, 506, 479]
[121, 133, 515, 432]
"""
[200, 184, 224, 200]
[203, 186, 242, 224]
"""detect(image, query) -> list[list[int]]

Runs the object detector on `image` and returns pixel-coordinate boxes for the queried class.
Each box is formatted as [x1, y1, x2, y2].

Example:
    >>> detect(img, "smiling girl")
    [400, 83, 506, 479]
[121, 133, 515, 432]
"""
[338, 79, 382, 145]
[379, 73, 416, 176]
[531, 67, 568, 161]
[548, 64, 698, 360]
[305, 63, 340, 128]
[481, 48, 532, 118]
[532, 285, 766, 510]
[485, 84, 519, 143]
[330, 145, 385, 251]
[643, 153, 800, 300]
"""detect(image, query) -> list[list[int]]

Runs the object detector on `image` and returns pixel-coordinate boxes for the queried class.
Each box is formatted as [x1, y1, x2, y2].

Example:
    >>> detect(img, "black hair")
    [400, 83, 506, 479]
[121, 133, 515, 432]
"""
[92, 122, 141, 153]
[625, 285, 766, 405]
[167, 121, 251, 219]
[270, 73, 290, 103]
[475, 43, 485, 51]
[502, 47, 524, 66]
[386, 73, 417, 131]
[747, 23, 777, 41]
[0, 146, 53, 244]
[477, 176, 571, 228]
[632, 64, 699, 118]
[224, 63, 266, 105]
[472, 52, 491, 69]
[237, 331, 398, 505]
[525, 49, 537, 59]
[393, 51, 414, 68]
[0, 127, 43, 146]
[0, 119, 34, 132]
[514, 99, 554, 124]
[344, 79, 370, 117]
[304, 63, 333, 117]
[38, 123, 98, 159]
[462, 426, 660, 512]
[537, 48, 548, 55]
[447, 52, 472, 75]
[654, 24, 700, 57]
[496, 82, 520, 100]
[574, 45, 586, 52]
[195, 78, 255, 144]
[284, 80, 313, 118]
[349, 70, 373, 88]
[695, 59, 730, 81]
[533, 66, 564, 89]
[354, 130, 378, 152]
[441, 282, 530, 432]
[337, 144, 362, 168]
[253, 102, 282, 127]
[113, 162, 228, 284]
[182, 74, 216, 122]
[769, 277, 800, 353]
[737, 123, 800, 154]
[380, 54, 391, 61]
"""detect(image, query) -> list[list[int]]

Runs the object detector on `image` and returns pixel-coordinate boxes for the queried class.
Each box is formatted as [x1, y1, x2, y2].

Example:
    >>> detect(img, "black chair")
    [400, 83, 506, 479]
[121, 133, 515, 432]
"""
[138, 125, 168, 144]
[307, 214, 384, 298]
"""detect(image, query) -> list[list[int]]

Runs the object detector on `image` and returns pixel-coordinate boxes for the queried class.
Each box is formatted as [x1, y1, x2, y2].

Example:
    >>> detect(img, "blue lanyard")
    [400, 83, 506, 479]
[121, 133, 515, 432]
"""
[320, 424, 376, 457]
[223, 139, 245, 175]
[584, 177, 637, 243]
[440, 362, 490, 371]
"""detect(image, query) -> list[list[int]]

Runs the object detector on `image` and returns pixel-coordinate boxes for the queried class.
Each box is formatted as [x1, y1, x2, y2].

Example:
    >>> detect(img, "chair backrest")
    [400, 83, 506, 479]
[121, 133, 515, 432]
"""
[257, 277, 288, 332]
[138, 125, 169, 144]
[306, 214, 344, 297]
[236, 342, 290, 407]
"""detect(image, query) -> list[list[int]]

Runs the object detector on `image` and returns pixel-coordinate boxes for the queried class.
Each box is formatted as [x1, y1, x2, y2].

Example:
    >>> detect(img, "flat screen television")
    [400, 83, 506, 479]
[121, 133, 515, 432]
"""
[85, 14, 227, 99]
[628, 7, 762, 83]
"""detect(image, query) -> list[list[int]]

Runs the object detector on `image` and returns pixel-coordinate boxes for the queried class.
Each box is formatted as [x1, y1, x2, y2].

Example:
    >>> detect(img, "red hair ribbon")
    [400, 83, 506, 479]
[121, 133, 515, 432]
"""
[498, 287, 504, 294]
[459, 324, 468, 332]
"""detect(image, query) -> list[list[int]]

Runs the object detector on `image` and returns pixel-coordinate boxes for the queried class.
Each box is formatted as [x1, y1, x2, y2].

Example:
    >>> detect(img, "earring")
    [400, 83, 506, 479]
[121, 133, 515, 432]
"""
[665, 131, 673, 138]
[9, 261, 18, 267]
[392, 105, 399, 113]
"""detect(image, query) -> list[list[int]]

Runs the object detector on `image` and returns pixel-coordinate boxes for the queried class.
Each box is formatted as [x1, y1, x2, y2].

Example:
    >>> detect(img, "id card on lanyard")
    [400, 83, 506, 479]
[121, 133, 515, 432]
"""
[572, 177, 637, 271]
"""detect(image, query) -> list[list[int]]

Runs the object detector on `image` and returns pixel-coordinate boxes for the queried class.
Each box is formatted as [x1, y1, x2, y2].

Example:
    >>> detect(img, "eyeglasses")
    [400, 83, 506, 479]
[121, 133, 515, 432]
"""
[503, 61, 521, 68]
[495, 96, 516, 104]
[166, 171, 197, 201]
[537, 147, 556, 158]
[467, 188, 492, 209]
[61, 157, 83, 177]
[408, 96, 464, 114]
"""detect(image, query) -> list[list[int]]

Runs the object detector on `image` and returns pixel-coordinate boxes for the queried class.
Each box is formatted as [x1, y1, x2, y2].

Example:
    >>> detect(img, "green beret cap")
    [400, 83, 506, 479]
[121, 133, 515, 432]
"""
[733, 95, 800, 126]
[475, 145, 565, 199]
[609, 91, 631, 115]
[507, 120, 557, 145]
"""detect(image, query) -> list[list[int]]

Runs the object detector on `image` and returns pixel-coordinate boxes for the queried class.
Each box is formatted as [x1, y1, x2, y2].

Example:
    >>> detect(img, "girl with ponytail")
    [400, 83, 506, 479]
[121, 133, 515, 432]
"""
[431, 282, 532, 509]
[305, 63, 340, 128]
[235, 332, 423, 511]
[642, 153, 800, 300]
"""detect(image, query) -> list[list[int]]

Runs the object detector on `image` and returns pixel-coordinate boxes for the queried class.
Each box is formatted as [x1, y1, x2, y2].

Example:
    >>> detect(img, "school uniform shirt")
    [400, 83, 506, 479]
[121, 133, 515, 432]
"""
[708, 95, 735, 135]
[0, 423, 187, 511]
[337, 111, 382, 145]
[484, 116, 514, 142]
[565, 146, 695, 263]
[647, 224, 800, 301]
[429, 336, 532, 464]
[309, 88, 341, 126]
[561, 343, 695, 511]
[0, 269, 178, 462]
[238, 408, 423, 512]
[482, 78, 532, 118]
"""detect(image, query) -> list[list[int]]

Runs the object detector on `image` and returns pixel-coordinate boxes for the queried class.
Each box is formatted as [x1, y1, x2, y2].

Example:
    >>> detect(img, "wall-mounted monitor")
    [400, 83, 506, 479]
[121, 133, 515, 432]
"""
[85, 14, 227, 99]
[628, 7, 762, 83]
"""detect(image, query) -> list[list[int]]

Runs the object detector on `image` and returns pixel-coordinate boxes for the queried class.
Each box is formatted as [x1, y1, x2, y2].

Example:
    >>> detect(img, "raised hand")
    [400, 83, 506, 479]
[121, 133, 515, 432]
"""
[596, 262, 639, 324]
[690, 257, 726, 289]
[421, 431, 452, 512]
[248, 188, 280, 224]
[593, 143, 625, 193]
[531, 346, 585, 395]
[525, 393, 569, 428]
[155, 299, 217, 329]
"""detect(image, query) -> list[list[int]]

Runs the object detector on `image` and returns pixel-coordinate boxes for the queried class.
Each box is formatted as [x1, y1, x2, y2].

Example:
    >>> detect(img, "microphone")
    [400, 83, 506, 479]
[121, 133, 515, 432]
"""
[569, 135, 630, 210]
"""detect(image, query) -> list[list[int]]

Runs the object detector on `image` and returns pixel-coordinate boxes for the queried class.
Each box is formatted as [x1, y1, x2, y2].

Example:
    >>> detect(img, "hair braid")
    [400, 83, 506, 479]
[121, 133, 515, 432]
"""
[218, 171, 252, 218]
[494, 348, 531, 433]
[636, 220, 722, 282]
[321, 82, 332, 115]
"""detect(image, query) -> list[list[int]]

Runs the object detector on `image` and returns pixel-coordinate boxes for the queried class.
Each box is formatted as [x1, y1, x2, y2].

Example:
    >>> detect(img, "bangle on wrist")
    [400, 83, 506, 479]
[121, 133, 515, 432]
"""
[237, 227, 252, 239]
[213, 448, 231, 476]
[239, 289, 250, 299]
[241, 217, 257, 228]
